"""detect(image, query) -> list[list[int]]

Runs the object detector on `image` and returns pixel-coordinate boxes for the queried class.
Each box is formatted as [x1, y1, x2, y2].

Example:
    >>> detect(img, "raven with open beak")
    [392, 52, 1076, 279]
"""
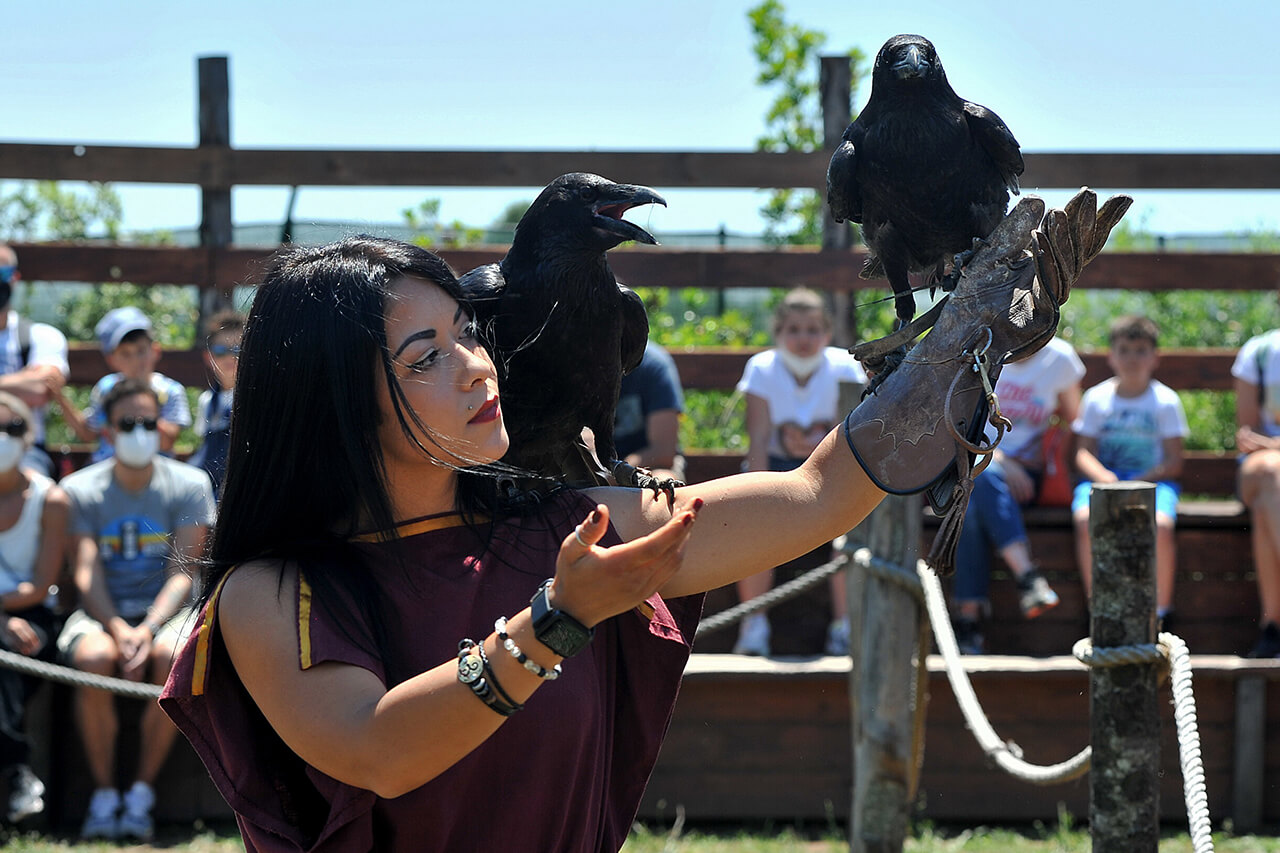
[460, 173, 672, 497]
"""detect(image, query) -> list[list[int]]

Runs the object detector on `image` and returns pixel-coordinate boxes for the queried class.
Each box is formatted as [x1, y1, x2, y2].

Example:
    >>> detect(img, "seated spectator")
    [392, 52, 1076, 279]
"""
[51, 306, 192, 463]
[1072, 315, 1187, 627]
[613, 341, 685, 484]
[949, 336, 1083, 654]
[188, 310, 245, 497]
[1231, 327, 1280, 657]
[56, 378, 214, 841]
[732, 288, 866, 657]
[0, 391, 69, 823]
[0, 244, 71, 479]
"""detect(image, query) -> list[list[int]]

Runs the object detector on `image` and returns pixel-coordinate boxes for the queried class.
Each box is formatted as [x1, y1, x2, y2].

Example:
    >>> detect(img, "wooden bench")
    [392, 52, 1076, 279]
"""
[671, 345, 1257, 658]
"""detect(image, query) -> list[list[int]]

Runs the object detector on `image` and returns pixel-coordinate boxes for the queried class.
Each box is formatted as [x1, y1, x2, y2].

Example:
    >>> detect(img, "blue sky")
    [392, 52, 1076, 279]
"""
[4, 0, 1278, 239]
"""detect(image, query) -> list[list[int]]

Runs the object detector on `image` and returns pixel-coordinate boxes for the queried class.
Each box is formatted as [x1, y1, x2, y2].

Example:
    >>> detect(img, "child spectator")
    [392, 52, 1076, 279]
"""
[56, 378, 214, 841]
[732, 288, 866, 656]
[0, 391, 69, 823]
[950, 336, 1084, 654]
[52, 306, 192, 463]
[1072, 315, 1187, 625]
[188, 310, 244, 497]
[1230, 326, 1280, 656]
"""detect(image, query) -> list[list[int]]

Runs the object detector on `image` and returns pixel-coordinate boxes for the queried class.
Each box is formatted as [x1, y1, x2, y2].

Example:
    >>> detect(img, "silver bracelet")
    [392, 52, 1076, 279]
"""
[494, 616, 561, 680]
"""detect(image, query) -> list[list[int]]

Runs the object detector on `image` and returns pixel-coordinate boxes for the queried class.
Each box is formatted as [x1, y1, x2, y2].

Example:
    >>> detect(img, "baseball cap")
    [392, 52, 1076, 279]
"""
[96, 306, 154, 353]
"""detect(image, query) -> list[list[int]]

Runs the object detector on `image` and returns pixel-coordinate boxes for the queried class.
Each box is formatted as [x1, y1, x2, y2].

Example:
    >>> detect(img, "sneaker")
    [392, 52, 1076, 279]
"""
[952, 617, 985, 655]
[118, 781, 155, 841]
[825, 617, 851, 656]
[1016, 567, 1060, 619]
[4, 764, 44, 823]
[732, 613, 771, 656]
[1249, 622, 1280, 658]
[80, 787, 120, 840]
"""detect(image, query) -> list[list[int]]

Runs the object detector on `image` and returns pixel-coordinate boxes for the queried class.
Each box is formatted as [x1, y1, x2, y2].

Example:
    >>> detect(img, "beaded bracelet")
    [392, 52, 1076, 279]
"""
[456, 639, 522, 717]
[494, 616, 562, 680]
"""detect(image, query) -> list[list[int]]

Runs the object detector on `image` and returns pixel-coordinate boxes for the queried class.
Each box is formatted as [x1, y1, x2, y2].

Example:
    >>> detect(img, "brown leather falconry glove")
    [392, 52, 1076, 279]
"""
[843, 187, 1133, 574]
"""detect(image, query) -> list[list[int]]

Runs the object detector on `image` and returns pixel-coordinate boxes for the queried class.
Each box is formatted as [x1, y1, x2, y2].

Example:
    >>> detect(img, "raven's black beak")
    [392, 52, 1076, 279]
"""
[592, 184, 667, 245]
[892, 45, 929, 80]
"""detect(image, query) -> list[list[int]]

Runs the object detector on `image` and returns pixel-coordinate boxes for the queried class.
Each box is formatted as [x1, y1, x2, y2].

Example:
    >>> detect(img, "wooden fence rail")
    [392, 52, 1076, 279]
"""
[11, 242, 1280, 293]
[4, 143, 1280, 190]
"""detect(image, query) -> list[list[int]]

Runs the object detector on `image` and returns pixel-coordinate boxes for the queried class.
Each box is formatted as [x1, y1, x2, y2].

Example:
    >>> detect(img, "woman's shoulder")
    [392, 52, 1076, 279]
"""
[218, 560, 294, 631]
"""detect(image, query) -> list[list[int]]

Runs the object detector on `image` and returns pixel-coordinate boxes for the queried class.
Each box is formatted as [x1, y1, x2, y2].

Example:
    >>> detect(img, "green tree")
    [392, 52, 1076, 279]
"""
[0, 181, 123, 241]
[402, 198, 484, 249]
[748, 0, 866, 245]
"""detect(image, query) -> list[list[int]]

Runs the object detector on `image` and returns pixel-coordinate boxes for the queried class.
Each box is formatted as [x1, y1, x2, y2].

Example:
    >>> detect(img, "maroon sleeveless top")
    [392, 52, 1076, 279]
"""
[161, 491, 704, 852]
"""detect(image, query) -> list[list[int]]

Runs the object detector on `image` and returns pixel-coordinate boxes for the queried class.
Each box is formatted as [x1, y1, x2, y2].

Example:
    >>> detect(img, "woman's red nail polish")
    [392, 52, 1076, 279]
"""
[692, 498, 704, 511]
[682, 513, 694, 526]
[591, 509, 602, 523]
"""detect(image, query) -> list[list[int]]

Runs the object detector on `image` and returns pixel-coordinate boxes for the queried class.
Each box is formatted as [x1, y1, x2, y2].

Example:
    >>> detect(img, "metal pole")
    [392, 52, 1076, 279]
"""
[1088, 482, 1160, 851]
[847, 492, 922, 853]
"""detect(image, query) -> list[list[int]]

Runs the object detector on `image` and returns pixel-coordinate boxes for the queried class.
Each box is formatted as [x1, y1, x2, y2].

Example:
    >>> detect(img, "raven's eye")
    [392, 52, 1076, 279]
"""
[578, 186, 598, 202]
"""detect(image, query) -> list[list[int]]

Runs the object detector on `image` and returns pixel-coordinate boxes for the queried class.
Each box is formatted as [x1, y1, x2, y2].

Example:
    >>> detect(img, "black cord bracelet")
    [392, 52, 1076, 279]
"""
[456, 639, 522, 717]
[475, 640, 524, 712]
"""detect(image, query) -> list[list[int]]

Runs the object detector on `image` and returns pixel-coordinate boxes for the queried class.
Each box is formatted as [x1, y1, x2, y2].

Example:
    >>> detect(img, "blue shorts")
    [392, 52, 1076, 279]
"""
[1071, 479, 1180, 518]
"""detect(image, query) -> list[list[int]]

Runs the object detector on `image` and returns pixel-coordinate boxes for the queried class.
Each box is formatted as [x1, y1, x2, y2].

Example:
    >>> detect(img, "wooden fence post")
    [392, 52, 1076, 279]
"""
[1088, 482, 1160, 851]
[819, 54, 855, 349]
[198, 55, 235, 324]
[847, 492, 922, 853]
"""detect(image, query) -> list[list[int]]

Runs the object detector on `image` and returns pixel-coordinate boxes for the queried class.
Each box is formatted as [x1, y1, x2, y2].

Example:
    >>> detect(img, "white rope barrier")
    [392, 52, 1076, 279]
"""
[1073, 634, 1215, 853]
[916, 560, 1093, 784]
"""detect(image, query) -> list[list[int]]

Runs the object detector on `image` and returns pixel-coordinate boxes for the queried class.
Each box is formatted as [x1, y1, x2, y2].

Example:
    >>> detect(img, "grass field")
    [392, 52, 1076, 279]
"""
[1, 822, 1277, 852]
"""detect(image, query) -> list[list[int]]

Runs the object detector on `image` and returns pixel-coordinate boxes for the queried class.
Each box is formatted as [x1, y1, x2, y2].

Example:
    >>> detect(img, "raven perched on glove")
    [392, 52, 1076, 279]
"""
[460, 172, 666, 492]
[827, 34, 1024, 333]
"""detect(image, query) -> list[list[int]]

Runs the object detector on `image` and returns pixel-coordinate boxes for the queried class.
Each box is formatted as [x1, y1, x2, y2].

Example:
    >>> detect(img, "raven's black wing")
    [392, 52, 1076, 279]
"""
[963, 102, 1024, 195]
[618, 284, 649, 375]
[826, 120, 865, 224]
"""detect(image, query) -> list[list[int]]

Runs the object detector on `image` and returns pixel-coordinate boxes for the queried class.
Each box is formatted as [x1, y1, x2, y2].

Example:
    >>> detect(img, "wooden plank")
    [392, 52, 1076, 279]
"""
[0, 143, 212, 185]
[671, 348, 1244, 393]
[67, 346, 208, 388]
[4, 145, 1280, 190]
[8, 242, 1280, 295]
[1234, 677, 1267, 832]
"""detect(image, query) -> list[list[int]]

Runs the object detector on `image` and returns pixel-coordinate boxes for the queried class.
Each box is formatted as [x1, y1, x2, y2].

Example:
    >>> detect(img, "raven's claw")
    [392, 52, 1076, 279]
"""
[612, 460, 683, 506]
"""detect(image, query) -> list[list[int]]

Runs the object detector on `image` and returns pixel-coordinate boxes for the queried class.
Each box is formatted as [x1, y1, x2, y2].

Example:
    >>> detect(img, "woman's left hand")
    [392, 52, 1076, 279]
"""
[548, 500, 701, 629]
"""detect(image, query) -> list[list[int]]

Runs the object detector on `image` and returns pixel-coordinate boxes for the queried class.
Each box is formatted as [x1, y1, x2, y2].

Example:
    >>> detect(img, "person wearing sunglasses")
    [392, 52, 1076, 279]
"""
[0, 390, 69, 825]
[56, 377, 214, 841]
[0, 245, 71, 480]
[188, 311, 244, 499]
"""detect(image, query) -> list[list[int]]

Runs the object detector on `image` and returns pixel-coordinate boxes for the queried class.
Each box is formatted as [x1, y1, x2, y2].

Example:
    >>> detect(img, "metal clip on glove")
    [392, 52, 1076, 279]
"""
[843, 187, 1133, 574]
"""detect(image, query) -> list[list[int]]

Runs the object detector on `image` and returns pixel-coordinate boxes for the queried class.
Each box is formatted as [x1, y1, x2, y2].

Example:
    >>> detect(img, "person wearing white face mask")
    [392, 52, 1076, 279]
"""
[0, 391, 69, 824]
[54, 378, 214, 842]
[731, 288, 867, 657]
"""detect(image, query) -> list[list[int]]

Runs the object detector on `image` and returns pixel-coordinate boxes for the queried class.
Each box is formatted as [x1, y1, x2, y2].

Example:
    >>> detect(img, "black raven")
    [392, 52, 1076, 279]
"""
[460, 172, 666, 492]
[827, 34, 1024, 335]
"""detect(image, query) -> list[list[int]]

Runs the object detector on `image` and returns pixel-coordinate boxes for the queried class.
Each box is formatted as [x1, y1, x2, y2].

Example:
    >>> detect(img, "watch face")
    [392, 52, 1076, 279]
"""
[457, 653, 483, 685]
[544, 620, 588, 657]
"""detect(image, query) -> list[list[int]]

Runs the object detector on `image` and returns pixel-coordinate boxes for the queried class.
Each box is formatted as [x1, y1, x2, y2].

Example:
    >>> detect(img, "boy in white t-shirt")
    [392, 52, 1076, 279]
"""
[1072, 315, 1188, 624]
[732, 288, 866, 657]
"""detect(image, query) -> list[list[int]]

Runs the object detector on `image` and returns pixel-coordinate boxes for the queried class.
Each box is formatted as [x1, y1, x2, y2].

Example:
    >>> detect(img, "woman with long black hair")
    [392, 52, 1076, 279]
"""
[159, 198, 1089, 851]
